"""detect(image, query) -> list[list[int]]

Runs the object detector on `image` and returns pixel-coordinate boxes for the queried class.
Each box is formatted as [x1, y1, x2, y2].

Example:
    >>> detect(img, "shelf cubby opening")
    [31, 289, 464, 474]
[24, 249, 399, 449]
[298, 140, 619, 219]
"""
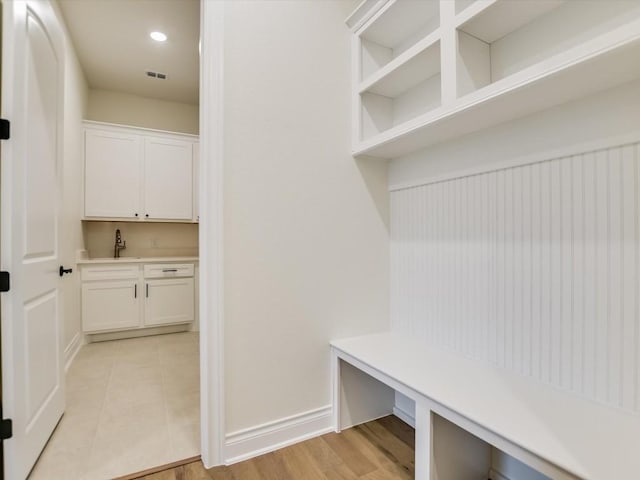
[361, 70, 441, 142]
[432, 413, 550, 480]
[456, 0, 640, 98]
[360, 0, 440, 81]
[361, 39, 440, 97]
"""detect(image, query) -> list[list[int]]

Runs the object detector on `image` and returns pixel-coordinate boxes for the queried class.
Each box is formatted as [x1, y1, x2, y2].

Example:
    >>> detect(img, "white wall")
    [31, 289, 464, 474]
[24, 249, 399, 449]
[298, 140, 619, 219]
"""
[86, 89, 198, 134]
[53, 1, 89, 362]
[221, 0, 390, 436]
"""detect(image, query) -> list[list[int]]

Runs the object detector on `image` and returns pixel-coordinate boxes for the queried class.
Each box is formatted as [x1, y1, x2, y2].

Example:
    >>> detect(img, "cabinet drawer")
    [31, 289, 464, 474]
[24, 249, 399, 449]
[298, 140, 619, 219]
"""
[143, 263, 194, 278]
[81, 265, 140, 281]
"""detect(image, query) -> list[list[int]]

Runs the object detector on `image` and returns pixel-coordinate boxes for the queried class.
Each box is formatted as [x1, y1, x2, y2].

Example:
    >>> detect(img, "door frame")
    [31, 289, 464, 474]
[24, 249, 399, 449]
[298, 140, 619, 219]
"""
[199, 0, 226, 468]
[0, 0, 227, 471]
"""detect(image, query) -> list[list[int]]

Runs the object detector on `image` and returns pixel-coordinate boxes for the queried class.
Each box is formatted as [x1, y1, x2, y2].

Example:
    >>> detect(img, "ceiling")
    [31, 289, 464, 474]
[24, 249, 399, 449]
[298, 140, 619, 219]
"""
[58, 0, 200, 105]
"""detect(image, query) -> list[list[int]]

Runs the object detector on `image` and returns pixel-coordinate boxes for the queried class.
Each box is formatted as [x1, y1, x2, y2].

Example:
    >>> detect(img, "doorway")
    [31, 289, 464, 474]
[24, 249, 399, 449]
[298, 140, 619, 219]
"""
[6, 0, 203, 478]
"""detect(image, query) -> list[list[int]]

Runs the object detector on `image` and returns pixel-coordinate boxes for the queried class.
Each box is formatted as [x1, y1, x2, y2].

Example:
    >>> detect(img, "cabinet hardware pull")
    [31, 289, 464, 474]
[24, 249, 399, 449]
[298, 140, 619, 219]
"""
[135, 213, 139, 217]
[146, 283, 149, 298]
[134, 284, 137, 298]
[162, 269, 178, 272]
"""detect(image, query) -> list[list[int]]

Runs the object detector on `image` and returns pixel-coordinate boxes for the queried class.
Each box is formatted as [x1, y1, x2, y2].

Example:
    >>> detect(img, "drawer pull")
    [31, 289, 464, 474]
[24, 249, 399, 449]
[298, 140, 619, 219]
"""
[162, 269, 178, 273]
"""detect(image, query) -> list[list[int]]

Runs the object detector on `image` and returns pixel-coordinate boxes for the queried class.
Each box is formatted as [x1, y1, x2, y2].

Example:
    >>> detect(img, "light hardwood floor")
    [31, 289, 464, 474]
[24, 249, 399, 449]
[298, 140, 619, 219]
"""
[132, 416, 415, 480]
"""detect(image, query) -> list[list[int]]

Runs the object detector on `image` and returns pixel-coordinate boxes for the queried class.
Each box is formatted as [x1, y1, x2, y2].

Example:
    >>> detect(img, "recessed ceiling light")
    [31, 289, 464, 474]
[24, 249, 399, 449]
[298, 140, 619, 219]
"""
[150, 31, 167, 42]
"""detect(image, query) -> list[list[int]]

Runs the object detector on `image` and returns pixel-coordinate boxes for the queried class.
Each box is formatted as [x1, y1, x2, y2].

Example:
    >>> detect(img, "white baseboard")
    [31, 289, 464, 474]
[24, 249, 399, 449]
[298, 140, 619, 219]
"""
[489, 468, 512, 480]
[393, 405, 415, 428]
[87, 324, 190, 342]
[64, 332, 84, 372]
[225, 405, 333, 465]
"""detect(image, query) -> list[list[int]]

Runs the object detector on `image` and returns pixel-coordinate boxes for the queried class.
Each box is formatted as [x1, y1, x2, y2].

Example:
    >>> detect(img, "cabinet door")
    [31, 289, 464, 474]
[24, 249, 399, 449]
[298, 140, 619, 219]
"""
[82, 280, 141, 333]
[144, 278, 194, 326]
[144, 137, 193, 220]
[85, 129, 142, 218]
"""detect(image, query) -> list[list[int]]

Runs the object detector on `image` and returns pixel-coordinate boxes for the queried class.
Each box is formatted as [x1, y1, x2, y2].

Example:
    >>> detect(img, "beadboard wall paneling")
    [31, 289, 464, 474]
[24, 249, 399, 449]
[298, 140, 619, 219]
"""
[391, 143, 640, 413]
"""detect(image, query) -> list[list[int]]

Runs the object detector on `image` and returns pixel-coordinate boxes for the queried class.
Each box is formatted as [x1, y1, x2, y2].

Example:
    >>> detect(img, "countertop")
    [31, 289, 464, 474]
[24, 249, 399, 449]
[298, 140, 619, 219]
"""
[77, 256, 199, 265]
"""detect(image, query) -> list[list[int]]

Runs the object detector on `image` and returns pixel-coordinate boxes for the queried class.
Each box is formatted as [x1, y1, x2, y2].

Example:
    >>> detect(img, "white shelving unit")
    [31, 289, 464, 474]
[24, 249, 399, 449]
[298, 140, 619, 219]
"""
[347, 0, 640, 159]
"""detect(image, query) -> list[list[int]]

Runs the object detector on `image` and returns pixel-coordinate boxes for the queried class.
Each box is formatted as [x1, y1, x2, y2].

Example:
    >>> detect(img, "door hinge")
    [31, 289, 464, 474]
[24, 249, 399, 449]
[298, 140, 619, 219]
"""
[0, 119, 9, 140]
[0, 419, 12, 440]
[0, 271, 10, 292]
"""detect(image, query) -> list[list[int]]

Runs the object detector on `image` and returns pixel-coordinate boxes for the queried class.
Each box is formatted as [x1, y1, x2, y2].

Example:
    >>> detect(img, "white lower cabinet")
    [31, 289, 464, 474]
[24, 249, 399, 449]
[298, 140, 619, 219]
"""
[82, 280, 141, 332]
[145, 278, 195, 326]
[81, 262, 195, 334]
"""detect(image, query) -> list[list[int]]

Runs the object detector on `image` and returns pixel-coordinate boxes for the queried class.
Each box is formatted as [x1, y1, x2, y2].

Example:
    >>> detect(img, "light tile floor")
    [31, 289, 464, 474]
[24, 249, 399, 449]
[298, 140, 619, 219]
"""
[28, 332, 200, 480]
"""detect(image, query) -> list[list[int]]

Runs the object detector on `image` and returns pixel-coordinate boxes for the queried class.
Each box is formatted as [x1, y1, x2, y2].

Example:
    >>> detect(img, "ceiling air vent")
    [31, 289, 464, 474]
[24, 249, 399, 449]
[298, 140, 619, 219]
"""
[146, 71, 167, 80]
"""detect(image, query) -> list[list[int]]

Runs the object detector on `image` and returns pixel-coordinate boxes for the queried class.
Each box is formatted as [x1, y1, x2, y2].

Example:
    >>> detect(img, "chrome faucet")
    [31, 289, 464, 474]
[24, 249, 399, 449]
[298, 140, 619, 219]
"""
[114, 229, 126, 258]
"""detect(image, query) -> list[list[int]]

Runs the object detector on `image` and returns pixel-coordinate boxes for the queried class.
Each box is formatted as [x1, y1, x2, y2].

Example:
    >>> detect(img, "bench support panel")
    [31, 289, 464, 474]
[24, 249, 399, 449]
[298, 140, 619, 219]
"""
[334, 358, 395, 431]
[414, 400, 433, 480]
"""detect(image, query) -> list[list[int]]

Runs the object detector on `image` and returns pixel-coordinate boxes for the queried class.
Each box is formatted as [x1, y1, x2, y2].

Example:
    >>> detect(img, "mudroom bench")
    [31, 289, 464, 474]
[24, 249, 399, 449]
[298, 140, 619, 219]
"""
[331, 332, 639, 480]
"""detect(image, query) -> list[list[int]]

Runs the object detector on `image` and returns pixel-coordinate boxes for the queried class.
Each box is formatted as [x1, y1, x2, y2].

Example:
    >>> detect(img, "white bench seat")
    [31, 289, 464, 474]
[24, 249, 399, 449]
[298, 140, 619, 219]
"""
[331, 332, 640, 480]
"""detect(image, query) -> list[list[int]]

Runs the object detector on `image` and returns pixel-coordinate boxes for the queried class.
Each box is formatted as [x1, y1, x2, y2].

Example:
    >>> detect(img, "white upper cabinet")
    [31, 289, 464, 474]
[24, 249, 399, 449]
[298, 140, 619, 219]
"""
[144, 137, 193, 220]
[83, 121, 199, 222]
[348, 0, 640, 159]
[84, 129, 142, 218]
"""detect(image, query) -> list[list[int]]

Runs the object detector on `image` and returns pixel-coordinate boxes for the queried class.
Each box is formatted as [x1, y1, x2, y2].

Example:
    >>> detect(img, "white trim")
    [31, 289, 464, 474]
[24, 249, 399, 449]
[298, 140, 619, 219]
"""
[225, 406, 334, 465]
[82, 120, 199, 139]
[389, 131, 640, 192]
[63, 332, 83, 372]
[86, 324, 190, 342]
[392, 406, 415, 428]
[488, 469, 512, 480]
[199, 0, 226, 469]
[345, 0, 388, 31]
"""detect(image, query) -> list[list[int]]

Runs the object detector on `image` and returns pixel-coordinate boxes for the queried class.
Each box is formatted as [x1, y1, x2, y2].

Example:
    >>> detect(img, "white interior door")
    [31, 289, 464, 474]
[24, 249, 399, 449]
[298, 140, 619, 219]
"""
[1, 1, 66, 479]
